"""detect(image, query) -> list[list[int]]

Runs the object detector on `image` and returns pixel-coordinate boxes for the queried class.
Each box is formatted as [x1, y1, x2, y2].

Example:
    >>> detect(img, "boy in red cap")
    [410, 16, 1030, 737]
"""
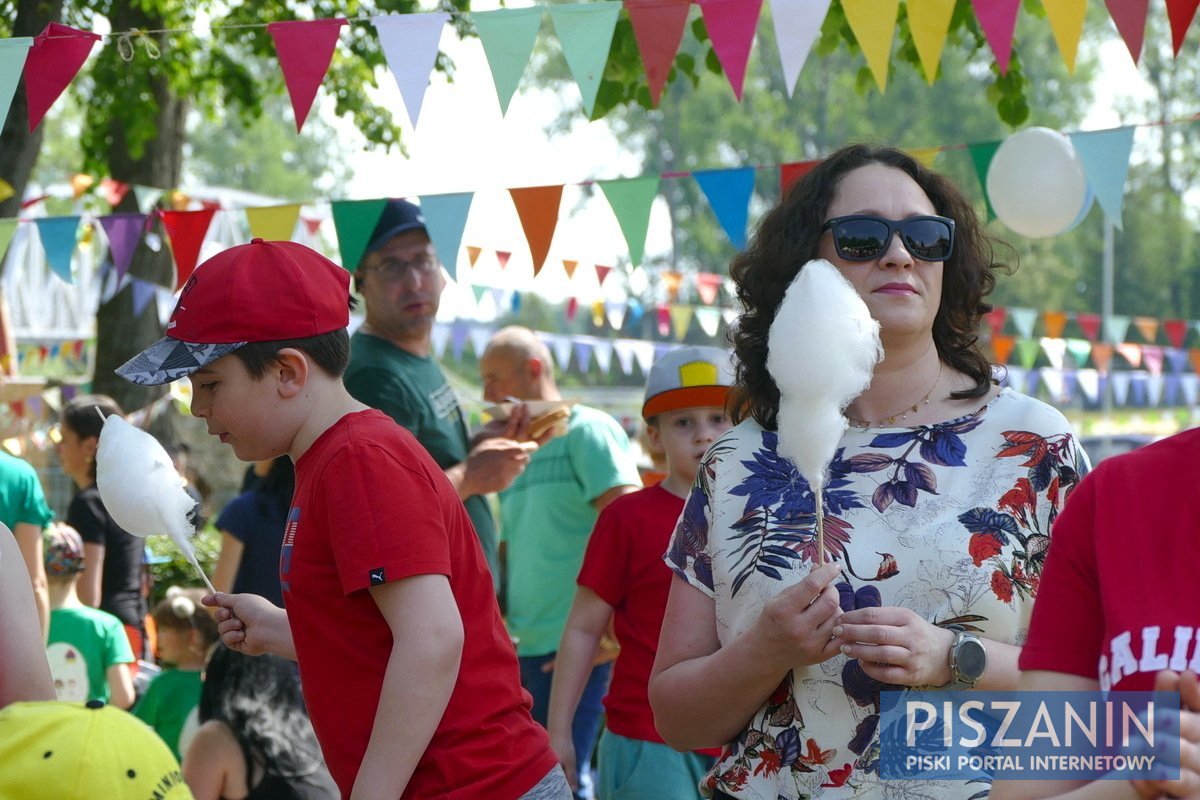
[117, 239, 566, 799]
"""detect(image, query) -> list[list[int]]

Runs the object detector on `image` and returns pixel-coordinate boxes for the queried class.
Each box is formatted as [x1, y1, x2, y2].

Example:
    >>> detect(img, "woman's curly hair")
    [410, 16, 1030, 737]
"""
[729, 143, 1012, 430]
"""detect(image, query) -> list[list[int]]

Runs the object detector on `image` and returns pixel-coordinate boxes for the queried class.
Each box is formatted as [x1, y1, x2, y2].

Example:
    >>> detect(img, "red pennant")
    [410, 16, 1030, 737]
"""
[699, 0, 763, 100]
[509, 185, 563, 276]
[626, 0, 690, 107]
[24, 23, 100, 131]
[1166, 0, 1200, 55]
[267, 19, 347, 132]
[780, 161, 818, 196]
[99, 178, 130, 207]
[656, 304, 671, 337]
[1164, 319, 1189, 349]
[1105, 0, 1148, 63]
[1075, 312, 1101, 342]
[496, 250, 511, 269]
[970, 0, 1020, 74]
[302, 217, 323, 236]
[566, 296, 579, 322]
[159, 208, 217, 290]
[562, 259, 578, 279]
[696, 272, 722, 305]
[984, 306, 1007, 337]
[595, 265, 612, 286]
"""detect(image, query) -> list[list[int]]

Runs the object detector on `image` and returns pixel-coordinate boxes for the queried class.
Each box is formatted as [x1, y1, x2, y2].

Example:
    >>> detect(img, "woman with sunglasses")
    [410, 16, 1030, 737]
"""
[650, 144, 1090, 799]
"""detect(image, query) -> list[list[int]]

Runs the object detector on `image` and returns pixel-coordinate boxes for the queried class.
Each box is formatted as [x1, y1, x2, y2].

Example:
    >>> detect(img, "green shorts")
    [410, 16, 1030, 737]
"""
[596, 728, 715, 800]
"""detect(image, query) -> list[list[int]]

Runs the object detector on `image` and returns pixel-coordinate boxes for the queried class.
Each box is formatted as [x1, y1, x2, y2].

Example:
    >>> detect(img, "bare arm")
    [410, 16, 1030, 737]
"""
[649, 564, 844, 751]
[106, 662, 136, 710]
[351, 574, 464, 800]
[547, 587, 614, 792]
[0, 525, 54, 705]
[211, 533, 244, 595]
[13, 522, 49, 641]
[78, 542, 104, 607]
[591, 484, 639, 514]
[183, 720, 244, 800]
[204, 592, 295, 660]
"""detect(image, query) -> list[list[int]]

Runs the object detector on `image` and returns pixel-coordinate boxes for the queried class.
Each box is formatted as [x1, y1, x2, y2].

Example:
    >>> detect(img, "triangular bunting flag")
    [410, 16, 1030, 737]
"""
[595, 265, 612, 286]
[695, 306, 722, 337]
[699, 0, 764, 100]
[780, 161, 817, 196]
[1075, 312, 1101, 342]
[984, 306, 1007, 337]
[245, 204, 301, 242]
[473, 7, 543, 116]
[1015, 338, 1041, 369]
[24, 24, 99, 131]
[1182, 374, 1199, 406]
[546, 2, 622, 117]
[573, 337, 595, 372]
[1146, 374, 1164, 406]
[1009, 307, 1037, 339]
[1143, 345, 1165, 376]
[373, 13, 449, 129]
[1116, 342, 1142, 368]
[1132, 315, 1158, 343]
[467, 245, 482, 266]
[159, 208, 217, 290]
[1191, 348, 1200, 377]
[1076, 369, 1100, 402]
[420, 192, 474, 281]
[130, 278, 157, 318]
[132, 185, 163, 214]
[970, 0, 1020, 74]
[496, 250, 512, 269]
[768, 0, 830, 97]
[613, 339, 636, 375]
[660, 270, 684, 302]
[330, 198, 388, 272]
[669, 304, 694, 340]
[468, 324, 491, 358]
[696, 272, 723, 306]
[656, 304, 671, 336]
[606, 300, 627, 330]
[1043, 0, 1087, 73]
[694, 168, 755, 249]
[626, 0, 691, 106]
[509, 185, 563, 275]
[550, 334, 573, 371]
[907, 0, 956, 83]
[905, 147, 941, 168]
[841, 0, 899, 91]
[431, 322, 451, 360]
[0, 219, 17, 266]
[1042, 310, 1068, 339]
[1091, 342, 1114, 373]
[302, 217, 322, 236]
[450, 320, 469, 361]
[967, 141, 1001, 220]
[1105, 0, 1149, 63]
[1103, 314, 1131, 344]
[0, 180, 12, 204]
[1040, 337, 1067, 371]
[991, 334, 1015, 364]
[591, 299, 606, 327]
[1065, 338, 1091, 368]
[599, 176, 658, 266]
[99, 178, 130, 207]
[562, 258, 578, 278]
[1166, 347, 1189, 374]
[1111, 371, 1132, 406]
[1069, 127, 1135, 227]
[593, 340, 614, 374]
[266, 18, 347, 132]
[35, 216, 81, 283]
[1166, 0, 1200, 56]
[99, 213, 147, 280]
[0, 38, 32, 132]
[632, 340, 656, 373]
[1039, 368, 1066, 402]
[1164, 319, 1189, 349]
[471, 285, 488, 305]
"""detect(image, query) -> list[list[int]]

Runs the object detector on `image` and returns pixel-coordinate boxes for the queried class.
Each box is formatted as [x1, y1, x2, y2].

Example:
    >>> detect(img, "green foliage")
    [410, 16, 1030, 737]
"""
[145, 525, 220, 609]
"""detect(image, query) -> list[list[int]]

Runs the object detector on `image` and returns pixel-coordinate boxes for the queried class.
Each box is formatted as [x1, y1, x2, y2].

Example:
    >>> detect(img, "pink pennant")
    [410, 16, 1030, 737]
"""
[699, 0, 764, 101]
[696, 272, 723, 305]
[566, 296, 579, 322]
[1166, 0, 1200, 55]
[595, 264, 612, 286]
[656, 304, 671, 337]
[970, 0, 1020, 74]
[99, 178, 130, 207]
[496, 250, 512, 269]
[1104, 0, 1148, 63]
[984, 306, 1007, 337]
[626, 0, 691, 106]
[267, 19, 347, 132]
[24, 23, 100, 131]
[159, 208, 217, 290]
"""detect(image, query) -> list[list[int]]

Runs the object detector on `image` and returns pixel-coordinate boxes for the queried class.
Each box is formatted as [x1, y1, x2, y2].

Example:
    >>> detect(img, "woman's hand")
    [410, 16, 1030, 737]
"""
[832, 606, 956, 686]
[754, 562, 845, 669]
[1131, 670, 1200, 799]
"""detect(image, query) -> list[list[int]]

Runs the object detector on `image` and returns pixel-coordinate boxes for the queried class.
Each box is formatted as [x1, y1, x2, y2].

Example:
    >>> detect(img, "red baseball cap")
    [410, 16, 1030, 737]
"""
[117, 239, 350, 386]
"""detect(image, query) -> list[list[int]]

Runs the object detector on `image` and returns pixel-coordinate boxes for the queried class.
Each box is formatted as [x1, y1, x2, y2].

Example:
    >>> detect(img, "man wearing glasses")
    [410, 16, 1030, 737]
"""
[344, 199, 534, 586]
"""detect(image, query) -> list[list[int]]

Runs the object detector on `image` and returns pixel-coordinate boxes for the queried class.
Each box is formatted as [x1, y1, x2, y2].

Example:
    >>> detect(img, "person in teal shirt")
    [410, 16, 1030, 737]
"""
[344, 199, 536, 584]
[481, 325, 642, 800]
[0, 450, 54, 638]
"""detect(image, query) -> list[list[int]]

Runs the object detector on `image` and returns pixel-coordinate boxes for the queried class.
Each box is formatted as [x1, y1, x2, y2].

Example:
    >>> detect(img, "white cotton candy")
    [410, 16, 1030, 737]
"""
[766, 259, 883, 489]
[96, 413, 213, 592]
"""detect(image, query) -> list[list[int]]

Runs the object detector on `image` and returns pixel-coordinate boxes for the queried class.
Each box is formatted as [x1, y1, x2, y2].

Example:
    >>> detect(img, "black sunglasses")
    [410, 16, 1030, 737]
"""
[821, 214, 955, 262]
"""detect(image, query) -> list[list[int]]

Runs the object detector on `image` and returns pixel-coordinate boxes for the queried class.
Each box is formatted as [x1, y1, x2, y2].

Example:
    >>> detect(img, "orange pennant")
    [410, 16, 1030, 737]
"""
[70, 173, 94, 200]
[1190, 347, 1200, 376]
[562, 259, 578, 279]
[466, 246, 482, 266]
[661, 270, 683, 302]
[1132, 316, 1159, 342]
[1042, 311, 1068, 339]
[509, 185, 563, 276]
[990, 334, 1015, 365]
[1091, 342, 1114, 373]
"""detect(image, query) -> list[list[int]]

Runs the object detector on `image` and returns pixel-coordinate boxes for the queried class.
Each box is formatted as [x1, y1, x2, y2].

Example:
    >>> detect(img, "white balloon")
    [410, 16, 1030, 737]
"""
[987, 127, 1088, 239]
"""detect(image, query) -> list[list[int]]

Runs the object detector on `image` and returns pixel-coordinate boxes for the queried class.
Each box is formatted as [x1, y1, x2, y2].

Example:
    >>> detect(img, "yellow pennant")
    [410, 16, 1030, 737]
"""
[905, 146, 942, 168]
[0, 179, 13, 204]
[907, 0, 955, 84]
[1043, 0, 1087, 74]
[842, 0, 900, 91]
[245, 204, 302, 242]
[669, 304, 694, 341]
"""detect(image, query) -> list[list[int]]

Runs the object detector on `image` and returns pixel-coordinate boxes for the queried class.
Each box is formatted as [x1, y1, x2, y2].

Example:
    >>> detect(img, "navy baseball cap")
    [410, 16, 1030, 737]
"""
[361, 199, 427, 267]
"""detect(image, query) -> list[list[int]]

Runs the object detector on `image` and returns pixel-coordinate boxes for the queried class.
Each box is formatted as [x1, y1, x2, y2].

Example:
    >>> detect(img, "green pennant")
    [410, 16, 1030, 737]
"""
[599, 177, 659, 267]
[547, 2, 622, 117]
[1065, 338, 1092, 368]
[471, 284, 488, 304]
[331, 198, 388, 272]
[474, 8, 543, 116]
[1016, 338, 1042, 369]
[0, 218, 17, 264]
[967, 140, 1001, 221]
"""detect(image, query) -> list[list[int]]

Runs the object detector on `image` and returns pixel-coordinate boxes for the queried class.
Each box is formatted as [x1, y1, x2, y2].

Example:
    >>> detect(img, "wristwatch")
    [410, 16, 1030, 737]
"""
[945, 625, 987, 688]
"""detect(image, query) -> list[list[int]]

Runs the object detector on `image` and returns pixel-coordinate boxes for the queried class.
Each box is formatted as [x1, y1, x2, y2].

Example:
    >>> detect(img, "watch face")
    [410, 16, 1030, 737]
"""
[957, 638, 987, 679]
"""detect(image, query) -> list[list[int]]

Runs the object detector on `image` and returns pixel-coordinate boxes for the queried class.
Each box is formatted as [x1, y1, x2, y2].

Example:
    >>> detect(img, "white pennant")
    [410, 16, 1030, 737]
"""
[1181, 374, 1199, 407]
[1038, 367, 1066, 402]
[1111, 371, 1132, 406]
[695, 306, 722, 337]
[1004, 366, 1027, 392]
[1009, 307, 1038, 339]
[631, 340, 656, 374]
[373, 13, 450, 129]
[768, 0, 830, 96]
[1146, 374, 1165, 407]
[431, 322, 451, 359]
[613, 339, 636, 375]
[605, 300, 627, 330]
[468, 323, 492, 359]
[550, 334, 573, 371]
[1075, 369, 1100, 402]
[1039, 337, 1067, 371]
[593, 340, 613, 375]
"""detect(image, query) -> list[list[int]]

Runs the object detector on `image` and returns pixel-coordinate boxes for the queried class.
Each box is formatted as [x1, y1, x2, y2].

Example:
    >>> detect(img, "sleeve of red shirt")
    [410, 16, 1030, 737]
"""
[1018, 468, 1105, 679]
[577, 498, 631, 609]
[320, 442, 453, 595]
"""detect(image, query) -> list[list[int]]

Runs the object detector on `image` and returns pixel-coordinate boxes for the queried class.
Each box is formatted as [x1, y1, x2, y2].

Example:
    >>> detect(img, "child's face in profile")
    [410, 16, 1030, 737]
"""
[648, 406, 731, 486]
[188, 354, 296, 462]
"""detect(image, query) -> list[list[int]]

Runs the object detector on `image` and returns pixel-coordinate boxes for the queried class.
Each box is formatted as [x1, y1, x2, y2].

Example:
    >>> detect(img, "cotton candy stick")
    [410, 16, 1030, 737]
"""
[94, 410, 216, 594]
[766, 260, 882, 563]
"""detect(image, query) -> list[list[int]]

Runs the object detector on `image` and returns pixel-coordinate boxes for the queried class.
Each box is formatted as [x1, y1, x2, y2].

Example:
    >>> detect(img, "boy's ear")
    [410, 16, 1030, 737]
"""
[273, 348, 310, 398]
[643, 419, 662, 451]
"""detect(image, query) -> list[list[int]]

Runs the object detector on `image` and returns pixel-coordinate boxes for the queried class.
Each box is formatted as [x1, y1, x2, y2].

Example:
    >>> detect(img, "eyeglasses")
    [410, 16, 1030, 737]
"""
[821, 214, 955, 262]
[362, 255, 440, 282]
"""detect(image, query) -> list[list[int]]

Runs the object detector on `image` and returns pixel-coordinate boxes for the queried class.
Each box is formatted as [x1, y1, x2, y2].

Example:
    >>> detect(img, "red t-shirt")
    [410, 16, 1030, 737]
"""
[1020, 428, 1200, 691]
[283, 409, 556, 798]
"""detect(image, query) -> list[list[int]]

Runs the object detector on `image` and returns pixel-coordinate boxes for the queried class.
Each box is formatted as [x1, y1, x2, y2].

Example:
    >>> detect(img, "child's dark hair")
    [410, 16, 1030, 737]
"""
[152, 587, 219, 648]
[233, 328, 352, 379]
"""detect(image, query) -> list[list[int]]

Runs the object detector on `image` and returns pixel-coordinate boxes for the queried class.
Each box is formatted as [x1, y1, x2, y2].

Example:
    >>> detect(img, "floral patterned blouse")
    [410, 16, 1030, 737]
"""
[665, 388, 1089, 799]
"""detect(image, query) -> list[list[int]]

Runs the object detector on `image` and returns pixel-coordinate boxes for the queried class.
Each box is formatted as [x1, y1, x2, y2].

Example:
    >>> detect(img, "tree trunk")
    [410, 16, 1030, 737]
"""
[0, 0, 63, 218]
[91, 2, 188, 414]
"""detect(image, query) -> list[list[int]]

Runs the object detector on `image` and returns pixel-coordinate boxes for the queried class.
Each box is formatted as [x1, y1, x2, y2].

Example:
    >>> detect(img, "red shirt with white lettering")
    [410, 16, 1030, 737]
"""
[1020, 428, 1200, 691]
[282, 410, 556, 798]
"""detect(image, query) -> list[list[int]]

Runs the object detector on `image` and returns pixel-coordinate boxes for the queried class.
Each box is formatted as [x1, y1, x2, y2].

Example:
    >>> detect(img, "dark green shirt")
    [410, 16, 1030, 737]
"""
[344, 331, 498, 580]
